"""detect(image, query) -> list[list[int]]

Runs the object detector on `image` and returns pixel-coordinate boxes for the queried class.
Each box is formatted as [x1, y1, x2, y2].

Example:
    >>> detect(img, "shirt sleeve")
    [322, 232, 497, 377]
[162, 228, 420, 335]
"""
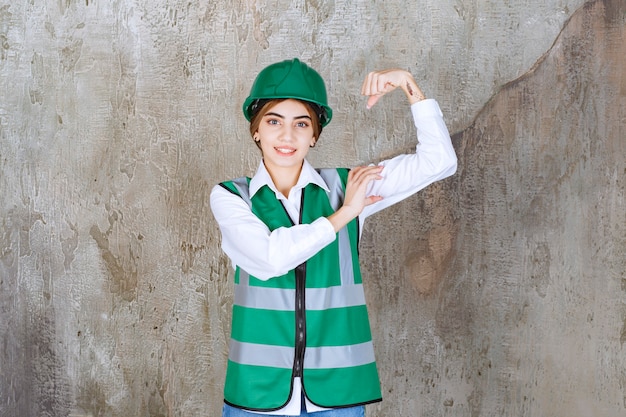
[359, 98, 458, 220]
[210, 185, 337, 280]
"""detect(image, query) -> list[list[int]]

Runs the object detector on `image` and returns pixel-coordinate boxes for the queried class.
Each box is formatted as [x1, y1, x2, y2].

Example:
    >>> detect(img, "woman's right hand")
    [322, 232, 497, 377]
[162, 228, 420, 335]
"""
[328, 165, 384, 232]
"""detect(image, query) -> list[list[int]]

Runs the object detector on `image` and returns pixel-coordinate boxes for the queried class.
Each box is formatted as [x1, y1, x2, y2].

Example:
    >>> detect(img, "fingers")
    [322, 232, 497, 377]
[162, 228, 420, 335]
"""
[366, 95, 382, 110]
[364, 195, 384, 206]
[361, 69, 407, 109]
[348, 165, 383, 186]
[360, 71, 397, 102]
[348, 166, 383, 205]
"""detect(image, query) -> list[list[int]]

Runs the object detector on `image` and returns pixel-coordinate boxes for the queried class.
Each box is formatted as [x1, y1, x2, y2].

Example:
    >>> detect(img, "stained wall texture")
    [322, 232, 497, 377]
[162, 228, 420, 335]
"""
[0, 1, 624, 416]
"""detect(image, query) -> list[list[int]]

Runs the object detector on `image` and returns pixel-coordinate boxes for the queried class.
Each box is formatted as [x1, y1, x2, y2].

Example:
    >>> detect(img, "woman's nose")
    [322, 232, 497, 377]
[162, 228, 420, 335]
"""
[278, 125, 294, 141]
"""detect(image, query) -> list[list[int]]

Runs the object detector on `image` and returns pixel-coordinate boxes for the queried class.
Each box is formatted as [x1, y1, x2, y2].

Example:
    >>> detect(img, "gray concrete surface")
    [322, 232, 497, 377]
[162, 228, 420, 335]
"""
[1, 0, 624, 416]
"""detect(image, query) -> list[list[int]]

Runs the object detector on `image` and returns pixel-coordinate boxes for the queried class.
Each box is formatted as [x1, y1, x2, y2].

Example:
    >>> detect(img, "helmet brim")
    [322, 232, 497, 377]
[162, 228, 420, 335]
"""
[243, 96, 333, 127]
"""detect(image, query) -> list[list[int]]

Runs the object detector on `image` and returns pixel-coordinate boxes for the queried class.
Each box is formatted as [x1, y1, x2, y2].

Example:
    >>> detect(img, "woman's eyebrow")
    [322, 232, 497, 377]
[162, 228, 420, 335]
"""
[264, 112, 311, 120]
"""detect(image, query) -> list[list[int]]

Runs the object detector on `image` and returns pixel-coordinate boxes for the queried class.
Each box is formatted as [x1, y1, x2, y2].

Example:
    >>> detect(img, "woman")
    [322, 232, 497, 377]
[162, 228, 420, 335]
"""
[210, 58, 457, 417]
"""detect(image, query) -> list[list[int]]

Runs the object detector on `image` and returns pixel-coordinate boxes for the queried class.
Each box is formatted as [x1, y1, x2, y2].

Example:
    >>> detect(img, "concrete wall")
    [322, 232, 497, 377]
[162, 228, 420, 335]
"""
[1, 0, 624, 416]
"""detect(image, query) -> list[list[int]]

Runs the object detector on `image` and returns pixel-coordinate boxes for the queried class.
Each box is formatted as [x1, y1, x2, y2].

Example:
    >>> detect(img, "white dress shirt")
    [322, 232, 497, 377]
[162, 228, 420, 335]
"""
[210, 99, 457, 415]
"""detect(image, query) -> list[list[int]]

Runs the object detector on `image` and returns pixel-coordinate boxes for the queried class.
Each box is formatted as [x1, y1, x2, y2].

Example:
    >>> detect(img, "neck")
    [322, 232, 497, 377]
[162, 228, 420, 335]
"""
[264, 160, 303, 197]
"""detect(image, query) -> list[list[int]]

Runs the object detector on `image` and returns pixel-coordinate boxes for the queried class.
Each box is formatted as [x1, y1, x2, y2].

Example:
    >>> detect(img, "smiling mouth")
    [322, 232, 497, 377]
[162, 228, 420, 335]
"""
[275, 147, 296, 155]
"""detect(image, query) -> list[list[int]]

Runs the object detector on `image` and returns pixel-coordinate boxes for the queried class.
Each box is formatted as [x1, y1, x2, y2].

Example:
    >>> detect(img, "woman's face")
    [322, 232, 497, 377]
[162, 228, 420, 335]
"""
[254, 99, 316, 174]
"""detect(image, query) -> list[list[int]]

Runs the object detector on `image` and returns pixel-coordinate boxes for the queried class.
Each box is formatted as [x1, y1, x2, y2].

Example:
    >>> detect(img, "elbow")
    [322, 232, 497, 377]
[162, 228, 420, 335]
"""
[429, 153, 458, 180]
[239, 262, 287, 281]
[245, 258, 290, 281]
[246, 270, 274, 281]
[222, 241, 286, 281]
[445, 155, 458, 177]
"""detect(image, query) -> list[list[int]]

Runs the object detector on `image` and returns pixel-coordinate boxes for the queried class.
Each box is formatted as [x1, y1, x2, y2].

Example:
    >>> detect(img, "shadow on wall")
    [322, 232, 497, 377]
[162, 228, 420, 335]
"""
[367, 0, 625, 416]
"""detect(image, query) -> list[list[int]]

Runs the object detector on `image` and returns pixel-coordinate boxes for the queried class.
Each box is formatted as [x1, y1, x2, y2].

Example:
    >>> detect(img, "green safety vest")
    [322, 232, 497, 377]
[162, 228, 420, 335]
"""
[219, 168, 382, 412]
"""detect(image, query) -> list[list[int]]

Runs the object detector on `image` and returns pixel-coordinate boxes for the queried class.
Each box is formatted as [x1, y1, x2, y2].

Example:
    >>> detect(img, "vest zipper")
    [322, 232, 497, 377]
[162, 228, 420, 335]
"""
[293, 262, 307, 378]
[293, 189, 307, 379]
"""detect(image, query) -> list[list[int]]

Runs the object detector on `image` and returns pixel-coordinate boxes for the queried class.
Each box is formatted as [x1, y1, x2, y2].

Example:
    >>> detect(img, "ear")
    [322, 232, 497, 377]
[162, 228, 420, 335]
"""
[310, 137, 317, 147]
[253, 134, 260, 142]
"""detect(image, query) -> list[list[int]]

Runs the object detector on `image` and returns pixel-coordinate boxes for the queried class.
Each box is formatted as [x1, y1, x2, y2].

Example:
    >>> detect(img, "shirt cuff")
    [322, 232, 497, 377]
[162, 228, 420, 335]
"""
[411, 98, 443, 122]
[312, 217, 338, 243]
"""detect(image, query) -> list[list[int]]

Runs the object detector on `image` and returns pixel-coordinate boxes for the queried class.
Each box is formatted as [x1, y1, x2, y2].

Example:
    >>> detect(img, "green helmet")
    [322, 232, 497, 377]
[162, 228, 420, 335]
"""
[242, 58, 333, 127]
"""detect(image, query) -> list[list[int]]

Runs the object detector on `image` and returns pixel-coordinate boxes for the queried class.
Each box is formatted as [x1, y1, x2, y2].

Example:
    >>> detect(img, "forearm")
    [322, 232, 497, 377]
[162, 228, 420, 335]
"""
[220, 219, 335, 280]
[211, 186, 337, 280]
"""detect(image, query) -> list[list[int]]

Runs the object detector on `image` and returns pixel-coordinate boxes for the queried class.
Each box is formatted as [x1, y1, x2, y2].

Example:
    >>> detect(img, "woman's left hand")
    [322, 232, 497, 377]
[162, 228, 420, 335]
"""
[361, 69, 425, 109]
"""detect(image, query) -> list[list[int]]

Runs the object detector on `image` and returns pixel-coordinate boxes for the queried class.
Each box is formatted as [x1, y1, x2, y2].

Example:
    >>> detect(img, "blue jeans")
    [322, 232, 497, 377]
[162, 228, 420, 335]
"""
[222, 403, 365, 417]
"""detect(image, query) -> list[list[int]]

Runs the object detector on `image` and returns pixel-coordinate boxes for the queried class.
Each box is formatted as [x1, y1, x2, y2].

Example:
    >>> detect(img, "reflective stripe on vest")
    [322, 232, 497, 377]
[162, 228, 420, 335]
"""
[234, 283, 367, 311]
[229, 339, 375, 369]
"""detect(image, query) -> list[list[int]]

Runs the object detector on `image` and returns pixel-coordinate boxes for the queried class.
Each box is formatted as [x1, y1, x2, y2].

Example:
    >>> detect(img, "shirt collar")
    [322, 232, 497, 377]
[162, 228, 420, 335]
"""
[249, 159, 330, 199]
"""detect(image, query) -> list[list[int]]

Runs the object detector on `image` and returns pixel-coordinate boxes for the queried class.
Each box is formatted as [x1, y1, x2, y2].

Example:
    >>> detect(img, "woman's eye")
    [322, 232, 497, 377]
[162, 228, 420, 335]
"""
[267, 119, 279, 125]
[296, 122, 309, 128]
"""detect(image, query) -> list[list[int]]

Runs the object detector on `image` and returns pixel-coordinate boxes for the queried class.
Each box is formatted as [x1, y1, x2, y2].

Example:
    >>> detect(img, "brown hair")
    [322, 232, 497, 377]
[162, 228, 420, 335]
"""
[249, 99, 323, 149]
